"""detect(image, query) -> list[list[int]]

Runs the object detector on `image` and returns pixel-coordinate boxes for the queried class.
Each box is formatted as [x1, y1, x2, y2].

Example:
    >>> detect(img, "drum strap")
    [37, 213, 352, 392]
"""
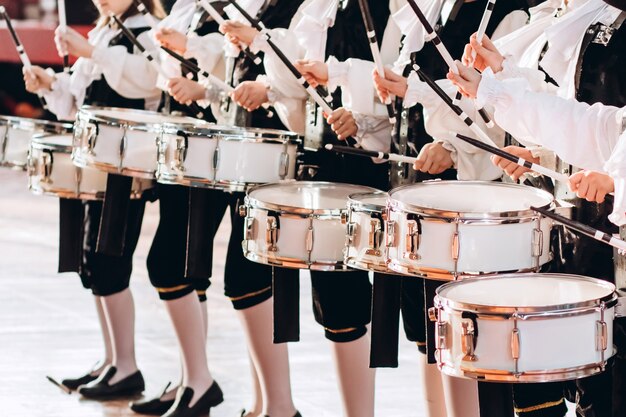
[369, 273, 401, 368]
[96, 174, 133, 256]
[58, 198, 85, 273]
[424, 279, 439, 364]
[478, 383, 514, 417]
[272, 266, 301, 343]
[185, 188, 215, 279]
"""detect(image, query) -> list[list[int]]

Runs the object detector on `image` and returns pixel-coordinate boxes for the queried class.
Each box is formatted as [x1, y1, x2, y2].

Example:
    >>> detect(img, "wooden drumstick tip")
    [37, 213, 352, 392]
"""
[324, 144, 334, 151]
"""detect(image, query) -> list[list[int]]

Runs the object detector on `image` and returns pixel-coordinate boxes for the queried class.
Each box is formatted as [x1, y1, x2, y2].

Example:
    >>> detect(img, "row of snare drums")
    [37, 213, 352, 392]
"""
[240, 180, 624, 383]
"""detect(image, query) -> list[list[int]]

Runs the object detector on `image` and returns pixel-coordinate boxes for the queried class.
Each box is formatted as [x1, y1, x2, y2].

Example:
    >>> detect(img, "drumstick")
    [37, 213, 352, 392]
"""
[325, 144, 417, 164]
[356, 0, 396, 124]
[455, 133, 570, 183]
[413, 64, 497, 149]
[405, 0, 493, 128]
[132, 0, 159, 30]
[531, 205, 626, 252]
[225, 0, 358, 146]
[57, 0, 70, 72]
[196, 0, 262, 65]
[0, 6, 48, 109]
[472, 0, 497, 62]
[111, 15, 206, 118]
[160, 46, 274, 117]
[46, 376, 72, 395]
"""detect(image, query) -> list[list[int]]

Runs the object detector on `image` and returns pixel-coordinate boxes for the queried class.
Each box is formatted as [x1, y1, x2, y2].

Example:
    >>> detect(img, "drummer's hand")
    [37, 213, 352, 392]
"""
[294, 60, 328, 88]
[447, 61, 482, 99]
[568, 171, 615, 203]
[155, 28, 188, 54]
[413, 142, 453, 174]
[326, 108, 357, 141]
[167, 77, 207, 105]
[220, 21, 259, 45]
[490, 146, 536, 182]
[462, 33, 504, 73]
[373, 67, 406, 103]
[231, 81, 269, 111]
[55, 26, 94, 58]
[23, 66, 54, 93]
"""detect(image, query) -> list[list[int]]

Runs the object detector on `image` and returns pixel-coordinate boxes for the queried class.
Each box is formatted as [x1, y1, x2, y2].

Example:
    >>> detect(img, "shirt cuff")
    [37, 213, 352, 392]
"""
[326, 56, 349, 93]
[404, 71, 427, 109]
[184, 35, 204, 60]
[528, 146, 557, 171]
[439, 139, 459, 168]
[249, 33, 269, 55]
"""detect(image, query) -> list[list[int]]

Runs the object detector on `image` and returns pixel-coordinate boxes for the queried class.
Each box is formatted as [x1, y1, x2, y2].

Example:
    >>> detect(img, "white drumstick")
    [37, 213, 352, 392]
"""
[132, 0, 159, 30]
[57, 0, 70, 71]
[472, 0, 497, 61]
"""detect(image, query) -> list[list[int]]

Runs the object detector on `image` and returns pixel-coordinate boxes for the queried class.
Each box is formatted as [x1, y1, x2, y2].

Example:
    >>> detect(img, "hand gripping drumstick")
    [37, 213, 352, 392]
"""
[197, 0, 262, 65]
[356, 0, 396, 124]
[132, 0, 159, 30]
[405, 0, 494, 128]
[472, 0, 497, 62]
[111, 14, 206, 118]
[160, 46, 274, 117]
[0, 7, 48, 109]
[531, 205, 626, 252]
[57, 0, 70, 72]
[455, 133, 570, 183]
[225, 0, 358, 146]
[325, 144, 417, 164]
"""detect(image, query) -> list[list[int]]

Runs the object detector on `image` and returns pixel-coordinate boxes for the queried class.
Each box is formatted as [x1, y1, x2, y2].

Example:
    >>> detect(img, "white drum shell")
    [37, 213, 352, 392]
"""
[157, 127, 300, 191]
[387, 182, 554, 279]
[29, 134, 151, 200]
[434, 275, 617, 382]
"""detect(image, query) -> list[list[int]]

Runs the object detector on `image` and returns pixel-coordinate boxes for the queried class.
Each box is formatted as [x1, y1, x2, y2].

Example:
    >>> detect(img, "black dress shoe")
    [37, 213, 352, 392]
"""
[163, 382, 224, 417]
[78, 366, 145, 400]
[61, 371, 100, 391]
[130, 395, 176, 415]
[263, 412, 302, 417]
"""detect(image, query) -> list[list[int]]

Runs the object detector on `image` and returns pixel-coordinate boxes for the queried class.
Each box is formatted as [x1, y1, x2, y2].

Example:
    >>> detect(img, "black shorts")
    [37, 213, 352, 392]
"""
[79, 199, 145, 296]
[310, 269, 372, 342]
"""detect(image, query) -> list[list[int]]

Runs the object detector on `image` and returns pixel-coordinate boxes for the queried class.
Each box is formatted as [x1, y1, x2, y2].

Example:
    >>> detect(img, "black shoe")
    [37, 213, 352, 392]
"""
[61, 370, 100, 391]
[163, 382, 224, 417]
[130, 383, 176, 416]
[78, 366, 145, 400]
[263, 412, 302, 417]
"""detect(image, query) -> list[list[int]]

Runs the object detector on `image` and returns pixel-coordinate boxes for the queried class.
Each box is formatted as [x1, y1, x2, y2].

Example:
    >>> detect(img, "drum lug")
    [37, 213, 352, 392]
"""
[41, 150, 53, 184]
[404, 220, 420, 260]
[86, 122, 99, 156]
[340, 212, 349, 225]
[435, 322, 447, 350]
[451, 231, 460, 261]
[119, 130, 128, 171]
[461, 319, 477, 362]
[239, 205, 248, 218]
[365, 218, 382, 256]
[427, 307, 438, 322]
[385, 220, 396, 248]
[74, 166, 82, 196]
[532, 228, 543, 258]
[212, 146, 220, 172]
[265, 216, 279, 252]
[174, 132, 188, 172]
[278, 147, 289, 179]
[346, 222, 356, 244]
[244, 216, 256, 240]
[596, 320, 608, 351]
[305, 221, 314, 262]
[511, 313, 521, 377]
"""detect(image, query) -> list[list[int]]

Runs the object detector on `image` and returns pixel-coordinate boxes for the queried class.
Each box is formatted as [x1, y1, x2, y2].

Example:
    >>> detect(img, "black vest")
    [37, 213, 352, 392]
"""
[84, 26, 150, 109]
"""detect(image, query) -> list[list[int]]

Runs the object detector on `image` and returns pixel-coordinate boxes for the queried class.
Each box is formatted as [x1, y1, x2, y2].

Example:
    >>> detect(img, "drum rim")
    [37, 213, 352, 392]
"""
[162, 123, 303, 144]
[30, 133, 73, 152]
[347, 191, 388, 212]
[435, 273, 617, 315]
[388, 181, 555, 219]
[78, 106, 200, 130]
[0, 115, 73, 133]
[245, 181, 380, 215]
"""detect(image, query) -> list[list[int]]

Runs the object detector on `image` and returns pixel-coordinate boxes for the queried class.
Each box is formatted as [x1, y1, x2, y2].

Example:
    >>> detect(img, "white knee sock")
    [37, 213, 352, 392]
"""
[417, 353, 447, 417]
[101, 288, 139, 383]
[165, 292, 213, 406]
[93, 295, 113, 374]
[442, 374, 480, 417]
[331, 331, 376, 417]
[237, 298, 296, 417]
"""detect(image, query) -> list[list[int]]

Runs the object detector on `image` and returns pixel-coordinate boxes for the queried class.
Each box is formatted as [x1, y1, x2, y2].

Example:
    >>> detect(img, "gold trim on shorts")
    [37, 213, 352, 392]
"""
[229, 286, 272, 302]
[514, 398, 565, 414]
[156, 284, 192, 293]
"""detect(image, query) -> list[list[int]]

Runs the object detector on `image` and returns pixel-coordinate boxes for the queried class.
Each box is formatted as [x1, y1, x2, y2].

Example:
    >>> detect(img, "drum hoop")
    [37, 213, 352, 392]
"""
[0, 115, 72, 134]
[163, 124, 302, 145]
[347, 191, 388, 213]
[31, 133, 73, 152]
[246, 181, 379, 216]
[243, 251, 349, 271]
[388, 181, 555, 219]
[79, 106, 197, 132]
[435, 274, 617, 316]
[156, 172, 252, 192]
[71, 157, 156, 179]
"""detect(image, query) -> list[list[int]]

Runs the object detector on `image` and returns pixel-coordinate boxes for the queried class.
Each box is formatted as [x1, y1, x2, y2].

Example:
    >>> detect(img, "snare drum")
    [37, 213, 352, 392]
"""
[0, 116, 72, 169]
[387, 181, 555, 280]
[344, 192, 397, 274]
[28, 134, 151, 200]
[73, 106, 202, 179]
[432, 273, 617, 382]
[157, 123, 301, 191]
[241, 181, 379, 270]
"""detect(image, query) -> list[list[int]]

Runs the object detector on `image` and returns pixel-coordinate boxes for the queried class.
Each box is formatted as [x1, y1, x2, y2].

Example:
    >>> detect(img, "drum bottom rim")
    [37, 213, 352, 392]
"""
[344, 258, 402, 275]
[387, 261, 541, 281]
[0, 161, 27, 170]
[156, 173, 256, 192]
[72, 159, 156, 180]
[438, 360, 612, 383]
[244, 251, 350, 272]
[28, 186, 146, 201]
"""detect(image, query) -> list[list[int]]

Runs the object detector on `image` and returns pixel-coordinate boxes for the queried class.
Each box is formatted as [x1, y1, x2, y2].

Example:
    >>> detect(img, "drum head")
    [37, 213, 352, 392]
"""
[348, 192, 388, 211]
[81, 107, 200, 126]
[438, 274, 615, 311]
[389, 181, 553, 216]
[247, 181, 379, 214]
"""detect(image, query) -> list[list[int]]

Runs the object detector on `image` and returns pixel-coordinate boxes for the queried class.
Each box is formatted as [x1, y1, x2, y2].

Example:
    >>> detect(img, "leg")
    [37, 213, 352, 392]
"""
[225, 193, 297, 417]
[310, 270, 375, 417]
[441, 375, 480, 417]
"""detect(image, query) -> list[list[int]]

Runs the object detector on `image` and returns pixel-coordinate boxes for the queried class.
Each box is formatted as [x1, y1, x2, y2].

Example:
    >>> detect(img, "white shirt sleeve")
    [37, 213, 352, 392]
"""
[42, 71, 77, 121]
[185, 32, 225, 75]
[353, 112, 392, 154]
